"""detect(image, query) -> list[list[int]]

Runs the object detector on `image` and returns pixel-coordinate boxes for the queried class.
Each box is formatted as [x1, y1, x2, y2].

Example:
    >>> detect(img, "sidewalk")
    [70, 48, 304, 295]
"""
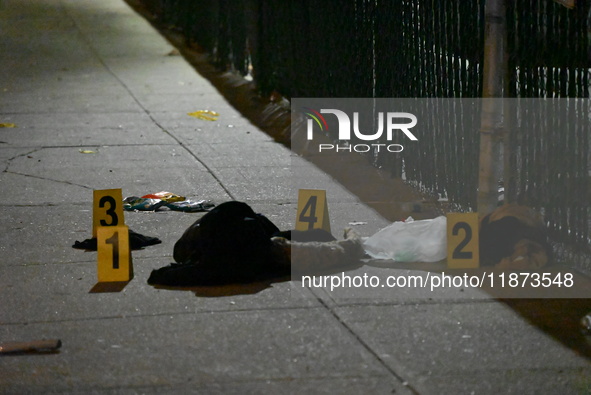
[0, 0, 590, 393]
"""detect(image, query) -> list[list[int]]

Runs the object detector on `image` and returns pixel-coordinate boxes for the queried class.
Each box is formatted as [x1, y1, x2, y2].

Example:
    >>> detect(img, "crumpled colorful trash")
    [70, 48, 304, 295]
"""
[140, 191, 185, 202]
[123, 197, 167, 211]
[123, 191, 215, 213]
[164, 199, 215, 212]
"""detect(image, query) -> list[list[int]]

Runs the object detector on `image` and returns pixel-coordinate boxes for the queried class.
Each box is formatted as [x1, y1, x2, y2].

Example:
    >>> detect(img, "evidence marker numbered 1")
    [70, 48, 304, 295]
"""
[295, 189, 331, 233]
[446, 212, 480, 269]
[97, 225, 133, 283]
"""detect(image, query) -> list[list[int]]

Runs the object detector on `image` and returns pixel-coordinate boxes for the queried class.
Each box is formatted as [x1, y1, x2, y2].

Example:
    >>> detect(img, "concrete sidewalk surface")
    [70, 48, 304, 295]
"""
[0, 0, 590, 393]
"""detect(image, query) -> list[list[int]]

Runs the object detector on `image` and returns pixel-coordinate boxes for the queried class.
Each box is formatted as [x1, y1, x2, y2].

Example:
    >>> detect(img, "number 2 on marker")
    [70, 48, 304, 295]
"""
[446, 213, 479, 268]
[452, 222, 472, 259]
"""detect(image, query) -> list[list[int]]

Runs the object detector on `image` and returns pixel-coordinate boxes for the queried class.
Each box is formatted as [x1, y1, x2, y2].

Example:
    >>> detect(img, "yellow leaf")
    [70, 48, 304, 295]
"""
[79, 149, 96, 154]
[0, 123, 16, 128]
[187, 110, 219, 121]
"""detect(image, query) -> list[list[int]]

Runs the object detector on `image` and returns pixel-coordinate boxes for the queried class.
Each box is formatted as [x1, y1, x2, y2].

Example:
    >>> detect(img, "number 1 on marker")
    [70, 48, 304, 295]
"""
[105, 231, 120, 269]
[97, 225, 133, 282]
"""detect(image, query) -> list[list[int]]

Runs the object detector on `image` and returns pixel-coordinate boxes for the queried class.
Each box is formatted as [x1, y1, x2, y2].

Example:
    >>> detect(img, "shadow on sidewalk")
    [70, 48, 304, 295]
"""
[501, 298, 591, 361]
[368, 259, 591, 361]
[150, 276, 289, 297]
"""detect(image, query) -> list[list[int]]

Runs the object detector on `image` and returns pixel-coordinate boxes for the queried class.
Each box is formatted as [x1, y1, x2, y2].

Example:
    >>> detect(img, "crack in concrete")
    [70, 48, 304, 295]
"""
[3, 170, 92, 190]
[314, 295, 421, 395]
[1, 148, 41, 173]
[0, 305, 325, 327]
[3, 147, 92, 189]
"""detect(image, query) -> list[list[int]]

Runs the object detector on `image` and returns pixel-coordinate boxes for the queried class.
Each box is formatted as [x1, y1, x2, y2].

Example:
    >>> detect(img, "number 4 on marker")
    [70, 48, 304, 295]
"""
[295, 189, 331, 233]
[299, 195, 318, 230]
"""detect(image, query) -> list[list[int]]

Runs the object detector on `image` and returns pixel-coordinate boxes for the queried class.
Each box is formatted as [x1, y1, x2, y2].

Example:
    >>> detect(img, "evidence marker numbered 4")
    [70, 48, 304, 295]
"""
[295, 189, 331, 233]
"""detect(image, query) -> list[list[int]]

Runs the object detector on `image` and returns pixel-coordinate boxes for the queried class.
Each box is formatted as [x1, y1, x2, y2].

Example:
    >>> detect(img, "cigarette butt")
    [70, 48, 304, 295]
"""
[0, 339, 62, 354]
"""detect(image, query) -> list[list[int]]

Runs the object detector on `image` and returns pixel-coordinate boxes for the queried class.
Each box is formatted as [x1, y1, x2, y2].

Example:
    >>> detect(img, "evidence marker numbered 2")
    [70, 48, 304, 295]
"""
[446, 212, 480, 269]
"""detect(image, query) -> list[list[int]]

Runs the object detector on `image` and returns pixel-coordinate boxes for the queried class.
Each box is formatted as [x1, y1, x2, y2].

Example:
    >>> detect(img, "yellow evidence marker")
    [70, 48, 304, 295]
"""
[97, 225, 133, 283]
[295, 189, 331, 233]
[446, 212, 480, 269]
[92, 189, 125, 238]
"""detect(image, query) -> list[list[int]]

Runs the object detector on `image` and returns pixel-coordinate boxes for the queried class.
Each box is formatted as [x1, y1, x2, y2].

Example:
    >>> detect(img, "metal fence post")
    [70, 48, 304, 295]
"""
[478, 0, 508, 216]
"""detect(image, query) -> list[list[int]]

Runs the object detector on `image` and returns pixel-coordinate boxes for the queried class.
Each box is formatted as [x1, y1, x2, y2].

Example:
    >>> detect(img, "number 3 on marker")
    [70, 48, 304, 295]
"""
[446, 213, 479, 268]
[99, 196, 119, 226]
[93, 189, 125, 237]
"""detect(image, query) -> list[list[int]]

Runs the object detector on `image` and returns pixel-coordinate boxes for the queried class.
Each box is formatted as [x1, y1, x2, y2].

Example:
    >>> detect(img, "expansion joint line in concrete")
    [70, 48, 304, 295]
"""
[1, 305, 327, 327]
[313, 294, 420, 394]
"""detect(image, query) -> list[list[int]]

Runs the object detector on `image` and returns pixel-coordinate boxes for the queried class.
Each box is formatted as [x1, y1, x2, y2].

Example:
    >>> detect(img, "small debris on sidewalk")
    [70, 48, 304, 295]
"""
[0, 339, 62, 354]
[187, 110, 219, 121]
[79, 149, 96, 154]
[0, 123, 16, 128]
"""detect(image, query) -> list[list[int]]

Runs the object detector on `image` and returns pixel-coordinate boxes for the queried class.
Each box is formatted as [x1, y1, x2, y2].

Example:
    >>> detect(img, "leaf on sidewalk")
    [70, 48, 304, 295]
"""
[187, 110, 219, 121]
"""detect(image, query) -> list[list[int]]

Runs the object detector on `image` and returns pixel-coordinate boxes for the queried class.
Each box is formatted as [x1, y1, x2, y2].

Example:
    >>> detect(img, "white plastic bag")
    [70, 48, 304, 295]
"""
[363, 216, 447, 262]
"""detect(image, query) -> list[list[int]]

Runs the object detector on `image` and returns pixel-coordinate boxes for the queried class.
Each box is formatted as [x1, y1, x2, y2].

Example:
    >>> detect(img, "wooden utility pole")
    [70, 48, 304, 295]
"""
[478, 0, 507, 216]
